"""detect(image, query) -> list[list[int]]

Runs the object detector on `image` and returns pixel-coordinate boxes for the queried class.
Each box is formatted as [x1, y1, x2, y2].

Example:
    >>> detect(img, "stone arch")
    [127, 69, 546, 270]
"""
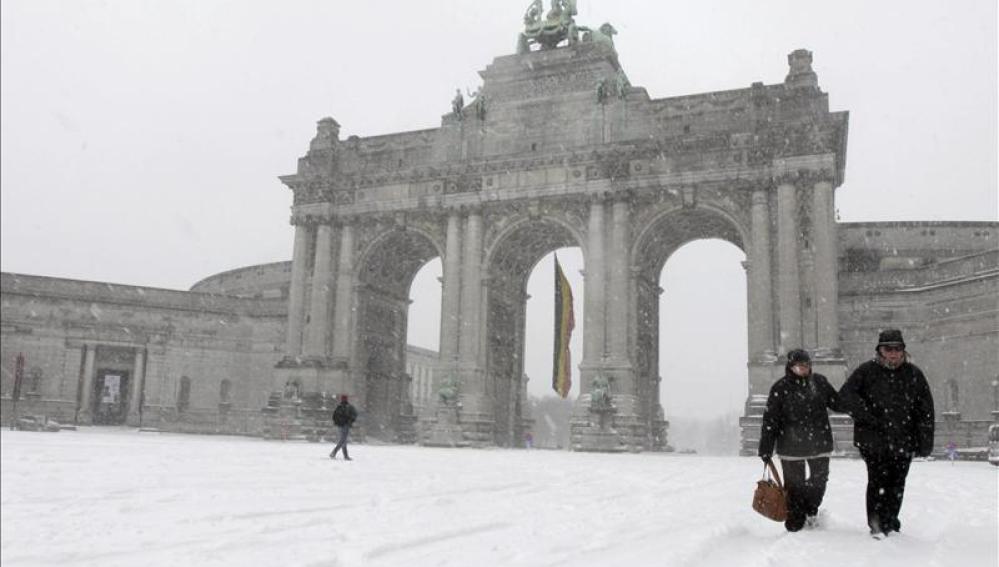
[632, 204, 748, 274]
[484, 212, 588, 270]
[630, 203, 750, 449]
[354, 227, 442, 441]
[483, 214, 584, 446]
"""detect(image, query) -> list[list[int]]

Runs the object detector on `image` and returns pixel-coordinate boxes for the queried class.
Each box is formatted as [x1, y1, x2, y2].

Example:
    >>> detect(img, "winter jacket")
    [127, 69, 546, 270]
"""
[758, 371, 842, 459]
[332, 402, 357, 427]
[838, 358, 934, 456]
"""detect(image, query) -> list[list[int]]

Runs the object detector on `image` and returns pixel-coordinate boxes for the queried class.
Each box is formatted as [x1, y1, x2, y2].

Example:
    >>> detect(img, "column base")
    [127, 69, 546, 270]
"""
[810, 353, 848, 386]
[569, 393, 647, 452]
[260, 391, 342, 442]
[422, 402, 470, 447]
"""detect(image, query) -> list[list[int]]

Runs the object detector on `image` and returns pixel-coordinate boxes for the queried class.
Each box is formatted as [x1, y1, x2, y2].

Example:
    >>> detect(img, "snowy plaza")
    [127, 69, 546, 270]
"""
[1, 428, 996, 567]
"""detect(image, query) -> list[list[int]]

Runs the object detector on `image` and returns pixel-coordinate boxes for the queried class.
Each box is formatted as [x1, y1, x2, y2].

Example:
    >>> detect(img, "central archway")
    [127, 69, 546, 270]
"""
[484, 213, 584, 446]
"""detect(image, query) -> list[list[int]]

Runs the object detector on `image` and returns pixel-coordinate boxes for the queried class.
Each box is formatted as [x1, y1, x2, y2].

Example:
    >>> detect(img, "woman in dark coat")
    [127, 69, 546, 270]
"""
[758, 349, 843, 532]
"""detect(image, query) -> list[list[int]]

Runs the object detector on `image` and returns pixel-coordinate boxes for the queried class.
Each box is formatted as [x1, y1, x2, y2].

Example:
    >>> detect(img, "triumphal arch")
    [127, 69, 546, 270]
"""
[273, 4, 848, 451]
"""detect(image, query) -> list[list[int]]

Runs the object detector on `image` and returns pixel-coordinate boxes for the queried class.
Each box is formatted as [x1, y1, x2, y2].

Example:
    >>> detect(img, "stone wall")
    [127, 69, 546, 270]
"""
[837, 222, 998, 422]
[0, 272, 285, 433]
[189, 261, 292, 299]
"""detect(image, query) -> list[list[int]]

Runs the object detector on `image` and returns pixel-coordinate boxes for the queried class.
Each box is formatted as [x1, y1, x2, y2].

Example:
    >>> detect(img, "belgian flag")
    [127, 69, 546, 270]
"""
[552, 255, 575, 399]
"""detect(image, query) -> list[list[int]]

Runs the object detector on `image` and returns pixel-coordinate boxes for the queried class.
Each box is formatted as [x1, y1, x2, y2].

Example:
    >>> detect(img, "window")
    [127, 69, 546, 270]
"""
[27, 367, 42, 394]
[219, 379, 232, 404]
[946, 379, 959, 412]
[177, 376, 191, 412]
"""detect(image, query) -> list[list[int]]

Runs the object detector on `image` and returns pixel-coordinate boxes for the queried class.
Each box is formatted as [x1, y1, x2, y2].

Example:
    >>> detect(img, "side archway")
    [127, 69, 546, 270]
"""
[353, 228, 443, 442]
[631, 204, 749, 450]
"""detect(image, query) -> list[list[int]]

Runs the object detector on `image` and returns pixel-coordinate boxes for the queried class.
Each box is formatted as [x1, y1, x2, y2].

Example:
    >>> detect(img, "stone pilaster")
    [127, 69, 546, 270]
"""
[748, 189, 775, 359]
[439, 210, 463, 363]
[127, 347, 146, 426]
[456, 208, 492, 442]
[77, 344, 97, 423]
[580, 197, 606, 390]
[331, 221, 355, 362]
[607, 199, 630, 369]
[776, 179, 801, 353]
[458, 210, 483, 368]
[810, 177, 839, 354]
[304, 221, 334, 358]
[285, 220, 314, 358]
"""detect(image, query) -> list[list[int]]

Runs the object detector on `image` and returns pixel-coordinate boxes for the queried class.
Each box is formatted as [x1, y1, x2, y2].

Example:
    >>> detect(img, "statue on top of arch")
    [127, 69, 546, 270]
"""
[517, 1, 620, 54]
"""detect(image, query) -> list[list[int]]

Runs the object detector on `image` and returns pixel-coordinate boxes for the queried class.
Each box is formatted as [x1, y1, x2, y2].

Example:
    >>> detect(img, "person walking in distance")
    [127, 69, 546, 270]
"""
[838, 329, 935, 538]
[329, 394, 358, 461]
[758, 349, 844, 532]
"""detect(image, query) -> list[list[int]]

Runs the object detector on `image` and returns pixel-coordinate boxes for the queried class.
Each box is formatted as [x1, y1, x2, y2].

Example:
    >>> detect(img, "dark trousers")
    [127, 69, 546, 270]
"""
[331, 425, 351, 458]
[780, 457, 830, 531]
[860, 449, 912, 533]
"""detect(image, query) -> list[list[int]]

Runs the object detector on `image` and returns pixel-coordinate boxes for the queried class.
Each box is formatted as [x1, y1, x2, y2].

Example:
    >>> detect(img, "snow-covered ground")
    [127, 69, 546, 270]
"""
[2, 429, 996, 567]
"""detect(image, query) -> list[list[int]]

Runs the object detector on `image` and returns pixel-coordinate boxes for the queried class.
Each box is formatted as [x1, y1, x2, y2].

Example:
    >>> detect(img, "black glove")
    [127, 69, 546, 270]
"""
[760, 454, 771, 463]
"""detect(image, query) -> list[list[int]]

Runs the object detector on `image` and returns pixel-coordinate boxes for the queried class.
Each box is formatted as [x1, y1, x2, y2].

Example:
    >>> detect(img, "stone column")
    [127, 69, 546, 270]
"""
[78, 344, 97, 423]
[127, 347, 146, 425]
[439, 210, 463, 363]
[811, 177, 840, 353]
[305, 221, 334, 358]
[457, 207, 491, 434]
[581, 197, 607, 393]
[776, 180, 801, 353]
[331, 221, 356, 360]
[747, 189, 775, 358]
[458, 209, 483, 368]
[607, 199, 630, 367]
[285, 221, 313, 357]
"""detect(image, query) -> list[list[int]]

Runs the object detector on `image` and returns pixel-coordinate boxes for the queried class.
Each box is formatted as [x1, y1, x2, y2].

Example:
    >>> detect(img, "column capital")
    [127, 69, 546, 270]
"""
[461, 204, 484, 216]
[587, 192, 609, 205]
[798, 168, 836, 187]
[333, 214, 357, 227]
[773, 168, 835, 188]
[772, 172, 799, 187]
[291, 214, 331, 227]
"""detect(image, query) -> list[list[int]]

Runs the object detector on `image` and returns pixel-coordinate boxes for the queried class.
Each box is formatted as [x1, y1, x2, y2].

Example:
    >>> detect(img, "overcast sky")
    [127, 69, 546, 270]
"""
[2, 1, 996, 419]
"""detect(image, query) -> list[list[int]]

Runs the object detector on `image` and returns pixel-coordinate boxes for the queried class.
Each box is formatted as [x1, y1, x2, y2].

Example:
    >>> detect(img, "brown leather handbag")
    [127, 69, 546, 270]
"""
[752, 459, 788, 522]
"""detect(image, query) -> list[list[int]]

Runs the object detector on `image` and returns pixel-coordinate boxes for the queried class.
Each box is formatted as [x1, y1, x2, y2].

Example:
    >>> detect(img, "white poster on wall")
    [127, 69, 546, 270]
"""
[102, 374, 121, 403]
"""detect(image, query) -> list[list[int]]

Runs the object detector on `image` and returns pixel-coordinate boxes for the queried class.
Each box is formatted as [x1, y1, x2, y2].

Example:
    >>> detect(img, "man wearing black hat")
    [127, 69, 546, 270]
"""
[330, 394, 358, 461]
[758, 349, 843, 532]
[839, 329, 935, 538]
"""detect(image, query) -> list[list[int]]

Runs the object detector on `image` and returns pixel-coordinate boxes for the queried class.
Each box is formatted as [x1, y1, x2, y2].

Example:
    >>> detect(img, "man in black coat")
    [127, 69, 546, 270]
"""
[758, 349, 843, 532]
[838, 329, 935, 538]
[329, 394, 358, 461]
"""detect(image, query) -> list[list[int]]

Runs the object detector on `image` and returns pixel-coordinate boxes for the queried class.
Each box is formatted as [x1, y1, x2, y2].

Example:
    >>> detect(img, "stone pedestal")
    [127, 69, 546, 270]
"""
[423, 402, 469, 447]
[739, 394, 768, 456]
[274, 359, 346, 396]
[570, 400, 625, 452]
[261, 391, 341, 443]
